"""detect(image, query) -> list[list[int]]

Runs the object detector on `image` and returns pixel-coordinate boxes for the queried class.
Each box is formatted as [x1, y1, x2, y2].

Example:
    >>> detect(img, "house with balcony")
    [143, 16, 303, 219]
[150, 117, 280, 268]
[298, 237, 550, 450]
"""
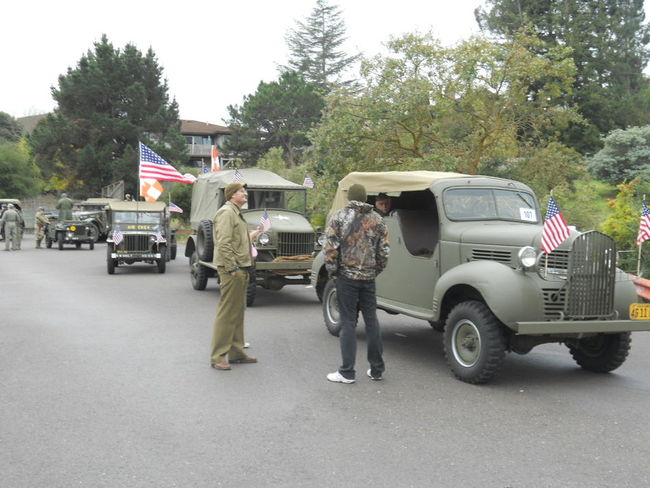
[181, 120, 232, 169]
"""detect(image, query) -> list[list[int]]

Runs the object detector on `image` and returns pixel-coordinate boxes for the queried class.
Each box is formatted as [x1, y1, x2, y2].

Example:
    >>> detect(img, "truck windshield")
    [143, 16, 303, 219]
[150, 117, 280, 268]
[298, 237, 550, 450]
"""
[443, 188, 539, 223]
[246, 189, 307, 213]
[113, 211, 163, 225]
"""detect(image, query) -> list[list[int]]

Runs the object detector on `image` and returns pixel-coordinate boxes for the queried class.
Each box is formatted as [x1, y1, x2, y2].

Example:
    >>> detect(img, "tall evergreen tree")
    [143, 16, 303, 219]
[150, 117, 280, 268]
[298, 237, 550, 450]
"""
[0, 112, 22, 142]
[475, 0, 650, 154]
[284, 0, 360, 92]
[29, 35, 186, 197]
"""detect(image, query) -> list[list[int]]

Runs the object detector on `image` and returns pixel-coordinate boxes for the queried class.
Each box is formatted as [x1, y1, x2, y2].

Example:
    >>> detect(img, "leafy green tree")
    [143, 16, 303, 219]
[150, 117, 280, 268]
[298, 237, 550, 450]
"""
[600, 179, 644, 252]
[225, 71, 324, 167]
[309, 31, 579, 202]
[29, 35, 186, 197]
[0, 112, 22, 142]
[0, 140, 42, 197]
[476, 0, 650, 154]
[284, 0, 360, 91]
[588, 125, 650, 184]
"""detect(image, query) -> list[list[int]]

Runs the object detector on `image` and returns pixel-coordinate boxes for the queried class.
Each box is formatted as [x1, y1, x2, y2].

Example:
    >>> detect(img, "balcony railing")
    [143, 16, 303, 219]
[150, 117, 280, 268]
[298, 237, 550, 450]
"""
[186, 144, 212, 157]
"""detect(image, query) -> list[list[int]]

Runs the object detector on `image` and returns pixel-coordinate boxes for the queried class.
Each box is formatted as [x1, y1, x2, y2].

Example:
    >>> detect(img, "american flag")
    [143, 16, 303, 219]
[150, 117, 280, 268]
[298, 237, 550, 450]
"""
[303, 174, 315, 188]
[233, 169, 244, 182]
[168, 202, 183, 214]
[260, 209, 271, 231]
[541, 196, 570, 254]
[112, 226, 123, 246]
[636, 200, 650, 246]
[138, 142, 195, 183]
[155, 231, 166, 244]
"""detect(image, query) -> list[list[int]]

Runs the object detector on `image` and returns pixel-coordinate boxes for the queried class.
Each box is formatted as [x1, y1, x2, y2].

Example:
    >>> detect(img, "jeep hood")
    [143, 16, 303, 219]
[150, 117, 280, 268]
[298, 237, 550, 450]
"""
[243, 210, 313, 233]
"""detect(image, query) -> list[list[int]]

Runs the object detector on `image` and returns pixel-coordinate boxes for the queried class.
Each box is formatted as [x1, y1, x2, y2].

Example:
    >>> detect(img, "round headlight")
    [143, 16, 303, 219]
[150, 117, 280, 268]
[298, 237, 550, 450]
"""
[258, 232, 270, 245]
[317, 234, 326, 246]
[518, 246, 537, 269]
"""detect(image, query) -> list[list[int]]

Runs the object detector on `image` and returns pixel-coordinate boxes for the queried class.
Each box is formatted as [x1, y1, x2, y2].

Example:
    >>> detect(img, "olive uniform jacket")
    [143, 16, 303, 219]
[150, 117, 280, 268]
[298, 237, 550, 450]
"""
[212, 201, 253, 272]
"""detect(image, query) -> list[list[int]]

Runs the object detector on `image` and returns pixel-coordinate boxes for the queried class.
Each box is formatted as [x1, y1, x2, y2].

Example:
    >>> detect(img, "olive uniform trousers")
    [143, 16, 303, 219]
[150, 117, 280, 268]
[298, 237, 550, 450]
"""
[210, 268, 249, 364]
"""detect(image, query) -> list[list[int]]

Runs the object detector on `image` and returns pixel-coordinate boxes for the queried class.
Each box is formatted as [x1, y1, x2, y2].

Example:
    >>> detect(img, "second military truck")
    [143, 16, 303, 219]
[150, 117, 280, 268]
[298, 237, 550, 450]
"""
[186, 168, 320, 306]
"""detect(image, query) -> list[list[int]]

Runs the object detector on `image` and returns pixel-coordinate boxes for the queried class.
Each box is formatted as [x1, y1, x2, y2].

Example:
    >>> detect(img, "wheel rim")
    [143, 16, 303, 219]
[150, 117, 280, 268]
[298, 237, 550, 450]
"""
[325, 288, 339, 324]
[451, 319, 481, 367]
[190, 255, 201, 282]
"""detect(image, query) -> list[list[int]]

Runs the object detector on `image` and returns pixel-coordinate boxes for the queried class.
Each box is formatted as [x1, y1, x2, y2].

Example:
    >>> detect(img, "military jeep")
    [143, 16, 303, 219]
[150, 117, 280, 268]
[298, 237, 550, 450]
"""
[105, 201, 176, 274]
[186, 168, 319, 306]
[45, 214, 95, 250]
[75, 197, 121, 241]
[311, 171, 650, 384]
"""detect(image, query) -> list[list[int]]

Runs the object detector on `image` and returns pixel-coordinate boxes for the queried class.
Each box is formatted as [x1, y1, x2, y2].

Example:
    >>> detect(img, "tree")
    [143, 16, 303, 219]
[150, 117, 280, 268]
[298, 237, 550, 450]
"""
[0, 140, 42, 197]
[225, 71, 324, 167]
[29, 35, 186, 197]
[475, 0, 650, 154]
[587, 125, 650, 184]
[309, 31, 579, 195]
[284, 0, 360, 92]
[0, 112, 22, 142]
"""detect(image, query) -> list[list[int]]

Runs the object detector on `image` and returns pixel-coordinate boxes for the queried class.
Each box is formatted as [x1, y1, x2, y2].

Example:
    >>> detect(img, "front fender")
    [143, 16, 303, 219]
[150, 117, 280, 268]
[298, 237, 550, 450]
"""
[433, 261, 544, 328]
[310, 250, 326, 287]
[185, 234, 197, 258]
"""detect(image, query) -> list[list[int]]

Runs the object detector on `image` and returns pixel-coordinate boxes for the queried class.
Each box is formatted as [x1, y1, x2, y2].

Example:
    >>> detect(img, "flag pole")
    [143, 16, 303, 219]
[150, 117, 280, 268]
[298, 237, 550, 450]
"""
[638, 194, 646, 277]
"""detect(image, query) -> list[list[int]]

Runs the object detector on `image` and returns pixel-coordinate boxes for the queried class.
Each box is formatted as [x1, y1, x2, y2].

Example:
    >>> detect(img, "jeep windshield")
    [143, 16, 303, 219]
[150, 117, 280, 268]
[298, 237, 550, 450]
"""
[443, 188, 539, 223]
[246, 189, 307, 213]
[112, 211, 164, 225]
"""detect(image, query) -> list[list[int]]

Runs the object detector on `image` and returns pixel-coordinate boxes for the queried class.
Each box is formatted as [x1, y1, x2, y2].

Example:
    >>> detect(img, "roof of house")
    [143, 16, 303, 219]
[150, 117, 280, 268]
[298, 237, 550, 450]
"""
[180, 120, 231, 135]
[17, 114, 48, 134]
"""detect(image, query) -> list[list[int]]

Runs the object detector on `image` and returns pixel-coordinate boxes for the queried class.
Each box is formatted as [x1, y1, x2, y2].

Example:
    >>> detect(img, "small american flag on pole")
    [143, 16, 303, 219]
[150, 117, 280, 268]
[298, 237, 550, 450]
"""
[139, 142, 195, 183]
[636, 200, 650, 246]
[260, 209, 271, 231]
[112, 226, 123, 246]
[541, 196, 570, 254]
[303, 174, 315, 188]
[233, 169, 244, 182]
[168, 202, 183, 214]
[155, 230, 166, 243]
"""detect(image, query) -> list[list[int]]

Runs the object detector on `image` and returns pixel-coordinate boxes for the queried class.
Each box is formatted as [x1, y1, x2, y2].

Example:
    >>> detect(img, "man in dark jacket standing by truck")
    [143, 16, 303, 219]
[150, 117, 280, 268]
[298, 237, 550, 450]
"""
[210, 182, 261, 371]
[324, 184, 390, 383]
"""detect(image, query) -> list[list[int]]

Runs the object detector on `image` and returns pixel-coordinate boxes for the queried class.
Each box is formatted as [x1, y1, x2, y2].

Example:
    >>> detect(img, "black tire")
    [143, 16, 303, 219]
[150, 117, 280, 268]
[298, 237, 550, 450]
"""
[197, 220, 214, 261]
[157, 246, 167, 273]
[315, 271, 327, 303]
[57, 231, 64, 250]
[89, 224, 100, 242]
[190, 251, 208, 290]
[170, 234, 177, 260]
[75, 242, 81, 249]
[443, 301, 507, 384]
[106, 245, 115, 274]
[322, 279, 341, 337]
[89, 241, 94, 250]
[567, 332, 631, 373]
[246, 269, 257, 307]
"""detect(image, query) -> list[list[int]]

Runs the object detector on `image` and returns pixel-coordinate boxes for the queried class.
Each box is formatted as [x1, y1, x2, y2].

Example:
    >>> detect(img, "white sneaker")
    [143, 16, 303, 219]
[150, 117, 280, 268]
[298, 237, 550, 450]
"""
[367, 369, 383, 381]
[327, 371, 355, 384]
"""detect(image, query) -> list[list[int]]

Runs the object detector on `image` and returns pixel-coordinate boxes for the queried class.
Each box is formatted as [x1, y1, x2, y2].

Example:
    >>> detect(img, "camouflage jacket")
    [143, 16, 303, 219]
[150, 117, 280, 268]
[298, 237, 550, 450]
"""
[324, 201, 389, 280]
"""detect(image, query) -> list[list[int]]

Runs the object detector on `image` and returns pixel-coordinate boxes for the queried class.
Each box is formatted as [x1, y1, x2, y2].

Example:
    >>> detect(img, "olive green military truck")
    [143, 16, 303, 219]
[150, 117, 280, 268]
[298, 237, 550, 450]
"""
[75, 197, 121, 241]
[311, 171, 650, 384]
[186, 168, 320, 306]
[45, 214, 95, 250]
[105, 201, 177, 274]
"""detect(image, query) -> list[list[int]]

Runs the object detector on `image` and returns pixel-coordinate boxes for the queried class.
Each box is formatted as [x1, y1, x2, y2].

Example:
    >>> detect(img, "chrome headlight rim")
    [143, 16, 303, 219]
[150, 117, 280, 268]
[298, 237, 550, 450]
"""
[258, 232, 271, 246]
[517, 246, 537, 270]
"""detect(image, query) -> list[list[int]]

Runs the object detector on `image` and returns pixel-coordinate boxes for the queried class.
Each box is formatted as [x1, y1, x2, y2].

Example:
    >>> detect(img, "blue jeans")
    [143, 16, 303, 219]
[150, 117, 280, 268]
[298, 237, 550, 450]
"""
[336, 275, 385, 380]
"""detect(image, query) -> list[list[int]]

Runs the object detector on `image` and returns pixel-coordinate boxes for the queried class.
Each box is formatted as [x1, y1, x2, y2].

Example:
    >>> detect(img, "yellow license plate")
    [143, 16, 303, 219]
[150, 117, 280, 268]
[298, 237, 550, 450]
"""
[630, 303, 650, 320]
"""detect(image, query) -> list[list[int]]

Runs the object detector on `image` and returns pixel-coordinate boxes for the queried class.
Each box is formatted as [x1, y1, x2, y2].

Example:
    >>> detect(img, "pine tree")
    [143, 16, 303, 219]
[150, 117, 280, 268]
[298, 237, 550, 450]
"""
[285, 0, 360, 92]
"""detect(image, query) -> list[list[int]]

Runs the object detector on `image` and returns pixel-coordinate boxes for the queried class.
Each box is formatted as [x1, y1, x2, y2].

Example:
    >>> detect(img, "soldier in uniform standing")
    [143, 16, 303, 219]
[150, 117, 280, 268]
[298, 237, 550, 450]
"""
[35, 207, 49, 248]
[209, 182, 261, 371]
[56, 193, 73, 221]
[0, 203, 21, 251]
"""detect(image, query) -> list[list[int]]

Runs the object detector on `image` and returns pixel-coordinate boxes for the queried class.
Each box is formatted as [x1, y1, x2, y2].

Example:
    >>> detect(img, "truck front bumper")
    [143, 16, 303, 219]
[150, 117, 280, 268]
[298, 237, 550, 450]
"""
[515, 319, 650, 335]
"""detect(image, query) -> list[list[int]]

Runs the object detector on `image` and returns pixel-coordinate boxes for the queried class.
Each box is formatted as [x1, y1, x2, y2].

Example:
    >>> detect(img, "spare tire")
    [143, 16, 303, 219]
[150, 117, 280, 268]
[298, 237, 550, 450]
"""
[197, 219, 214, 261]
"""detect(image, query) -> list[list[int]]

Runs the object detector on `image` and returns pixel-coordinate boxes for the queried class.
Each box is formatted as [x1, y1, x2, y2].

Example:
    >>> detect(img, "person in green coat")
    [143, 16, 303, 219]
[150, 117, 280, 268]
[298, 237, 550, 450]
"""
[209, 182, 261, 371]
[56, 193, 73, 221]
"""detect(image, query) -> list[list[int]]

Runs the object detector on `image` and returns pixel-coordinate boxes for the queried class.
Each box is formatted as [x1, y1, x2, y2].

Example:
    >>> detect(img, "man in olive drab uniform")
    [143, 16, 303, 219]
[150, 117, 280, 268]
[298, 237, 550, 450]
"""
[210, 182, 261, 371]
[56, 193, 73, 220]
[0, 204, 21, 251]
[35, 207, 49, 248]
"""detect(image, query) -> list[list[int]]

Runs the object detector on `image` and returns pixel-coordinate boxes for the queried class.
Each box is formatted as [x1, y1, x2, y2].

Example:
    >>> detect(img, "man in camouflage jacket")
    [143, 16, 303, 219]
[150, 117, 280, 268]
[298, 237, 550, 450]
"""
[324, 183, 390, 383]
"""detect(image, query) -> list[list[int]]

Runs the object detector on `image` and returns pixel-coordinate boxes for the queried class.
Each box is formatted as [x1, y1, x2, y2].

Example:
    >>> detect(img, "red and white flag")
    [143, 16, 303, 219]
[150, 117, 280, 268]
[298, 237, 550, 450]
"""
[541, 196, 570, 254]
[636, 200, 650, 246]
[139, 142, 195, 183]
[211, 145, 221, 172]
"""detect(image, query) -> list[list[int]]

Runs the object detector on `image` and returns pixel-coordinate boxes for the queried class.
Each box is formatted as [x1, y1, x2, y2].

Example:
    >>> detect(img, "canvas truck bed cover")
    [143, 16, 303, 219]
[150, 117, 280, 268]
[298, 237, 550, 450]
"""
[190, 168, 305, 230]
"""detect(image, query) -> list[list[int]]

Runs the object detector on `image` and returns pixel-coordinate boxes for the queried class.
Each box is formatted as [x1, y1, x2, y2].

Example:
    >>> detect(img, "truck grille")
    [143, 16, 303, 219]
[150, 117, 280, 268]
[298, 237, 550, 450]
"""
[277, 232, 314, 256]
[565, 231, 616, 319]
[542, 288, 566, 320]
[121, 234, 150, 252]
[471, 249, 511, 263]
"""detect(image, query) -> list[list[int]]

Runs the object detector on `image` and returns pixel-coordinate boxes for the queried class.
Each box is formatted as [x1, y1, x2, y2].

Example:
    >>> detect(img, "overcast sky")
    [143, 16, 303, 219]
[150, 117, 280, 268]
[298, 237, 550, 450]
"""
[2, 0, 649, 126]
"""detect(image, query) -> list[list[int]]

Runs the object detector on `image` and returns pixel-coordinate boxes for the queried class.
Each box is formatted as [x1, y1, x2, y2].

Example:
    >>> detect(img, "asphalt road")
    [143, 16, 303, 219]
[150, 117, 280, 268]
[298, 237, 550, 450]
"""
[2, 236, 650, 488]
